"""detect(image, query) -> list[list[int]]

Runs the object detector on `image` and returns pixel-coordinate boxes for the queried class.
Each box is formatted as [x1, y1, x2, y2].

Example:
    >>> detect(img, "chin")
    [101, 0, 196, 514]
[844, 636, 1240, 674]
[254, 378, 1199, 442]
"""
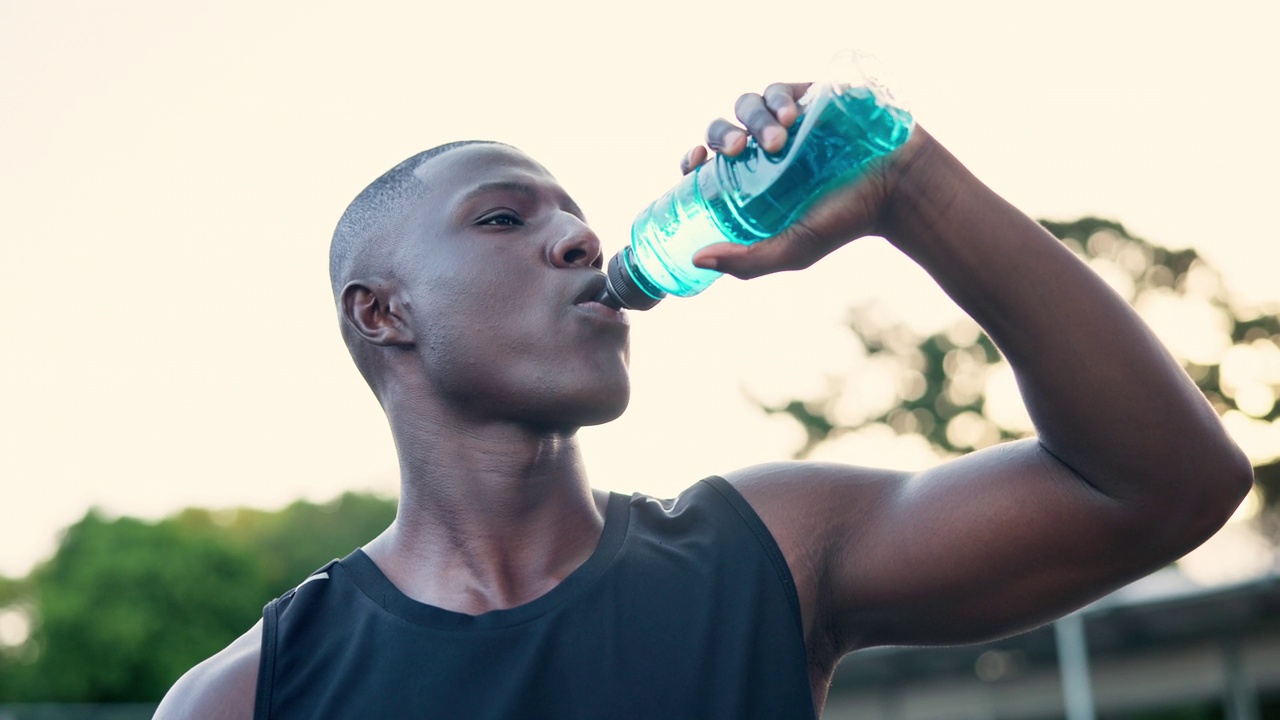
[579, 396, 630, 427]
[548, 380, 631, 430]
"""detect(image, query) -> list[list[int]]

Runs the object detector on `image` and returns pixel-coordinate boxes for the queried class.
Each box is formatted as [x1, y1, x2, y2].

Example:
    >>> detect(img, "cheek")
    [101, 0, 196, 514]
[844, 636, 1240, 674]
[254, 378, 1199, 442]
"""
[422, 247, 548, 327]
[415, 289, 555, 391]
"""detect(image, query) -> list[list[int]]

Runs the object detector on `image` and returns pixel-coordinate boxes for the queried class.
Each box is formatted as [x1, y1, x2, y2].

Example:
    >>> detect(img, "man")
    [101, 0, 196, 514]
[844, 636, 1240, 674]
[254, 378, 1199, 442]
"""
[156, 81, 1251, 718]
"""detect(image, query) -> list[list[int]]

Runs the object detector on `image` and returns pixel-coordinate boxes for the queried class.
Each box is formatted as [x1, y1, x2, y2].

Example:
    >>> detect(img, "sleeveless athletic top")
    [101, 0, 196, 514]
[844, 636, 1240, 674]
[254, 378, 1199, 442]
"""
[254, 477, 817, 719]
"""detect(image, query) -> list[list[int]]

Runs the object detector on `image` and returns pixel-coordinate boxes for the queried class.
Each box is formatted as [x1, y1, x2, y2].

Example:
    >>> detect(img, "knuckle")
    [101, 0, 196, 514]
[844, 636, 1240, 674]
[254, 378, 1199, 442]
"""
[711, 118, 737, 133]
[707, 119, 737, 147]
[747, 105, 774, 126]
[764, 83, 792, 102]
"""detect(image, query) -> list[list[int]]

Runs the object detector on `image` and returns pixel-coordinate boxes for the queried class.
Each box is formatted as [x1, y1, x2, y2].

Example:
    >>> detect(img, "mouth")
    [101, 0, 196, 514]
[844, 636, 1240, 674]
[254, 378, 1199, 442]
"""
[574, 274, 610, 305]
[573, 274, 629, 326]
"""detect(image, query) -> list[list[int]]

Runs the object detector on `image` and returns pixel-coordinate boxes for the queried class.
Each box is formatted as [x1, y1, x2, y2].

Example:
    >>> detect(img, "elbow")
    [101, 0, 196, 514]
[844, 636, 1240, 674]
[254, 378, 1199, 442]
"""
[1178, 441, 1255, 550]
[1220, 442, 1256, 514]
[1214, 439, 1255, 519]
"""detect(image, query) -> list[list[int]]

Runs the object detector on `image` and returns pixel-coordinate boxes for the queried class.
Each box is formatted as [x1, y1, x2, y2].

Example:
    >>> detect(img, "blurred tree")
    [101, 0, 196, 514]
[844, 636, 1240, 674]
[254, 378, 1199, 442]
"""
[0, 492, 395, 702]
[176, 491, 397, 596]
[0, 511, 266, 701]
[763, 217, 1280, 536]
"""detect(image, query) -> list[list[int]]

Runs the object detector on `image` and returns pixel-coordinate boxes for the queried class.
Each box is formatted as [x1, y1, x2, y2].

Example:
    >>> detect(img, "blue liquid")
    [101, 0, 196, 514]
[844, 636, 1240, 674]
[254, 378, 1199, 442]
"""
[627, 85, 914, 299]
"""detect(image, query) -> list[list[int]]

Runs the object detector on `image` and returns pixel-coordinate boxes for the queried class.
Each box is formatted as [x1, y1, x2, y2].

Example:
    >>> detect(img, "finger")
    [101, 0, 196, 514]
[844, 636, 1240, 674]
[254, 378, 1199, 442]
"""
[691, 234, 824, 281]
[680, 146, 709, 176]
[734, 93, 788, 154]
[763, 82, 810, 129]
[691, 241, 797, 280]
[707, 118, 748, 157]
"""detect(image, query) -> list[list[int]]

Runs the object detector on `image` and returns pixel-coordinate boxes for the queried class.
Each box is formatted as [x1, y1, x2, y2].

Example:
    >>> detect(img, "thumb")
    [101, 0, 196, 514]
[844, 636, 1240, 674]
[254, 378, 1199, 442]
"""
[691, 230, 826, 280]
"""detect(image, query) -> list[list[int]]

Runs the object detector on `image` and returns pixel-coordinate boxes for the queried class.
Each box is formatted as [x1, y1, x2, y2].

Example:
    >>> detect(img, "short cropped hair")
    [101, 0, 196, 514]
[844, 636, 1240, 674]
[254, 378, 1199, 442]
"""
[328, 140, 506, 391]
[328, 140, 505, 300]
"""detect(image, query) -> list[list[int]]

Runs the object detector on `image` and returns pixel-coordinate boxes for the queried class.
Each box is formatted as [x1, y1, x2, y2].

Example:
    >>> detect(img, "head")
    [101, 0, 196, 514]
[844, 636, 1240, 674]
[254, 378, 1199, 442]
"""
[329, 141, 630, 432]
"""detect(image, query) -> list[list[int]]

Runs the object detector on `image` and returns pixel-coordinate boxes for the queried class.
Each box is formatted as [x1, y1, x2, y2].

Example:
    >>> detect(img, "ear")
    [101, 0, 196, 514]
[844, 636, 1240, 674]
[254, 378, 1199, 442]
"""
[340, 280, 414, 347]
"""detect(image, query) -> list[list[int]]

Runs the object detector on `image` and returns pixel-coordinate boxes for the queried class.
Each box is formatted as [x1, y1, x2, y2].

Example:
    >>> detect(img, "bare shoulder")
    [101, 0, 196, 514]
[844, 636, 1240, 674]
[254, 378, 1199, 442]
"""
[718, 462, 902, 628]
[154, 620, 262, 720]
[720, 460, 902, 544]
[722, 440, 1189, 655]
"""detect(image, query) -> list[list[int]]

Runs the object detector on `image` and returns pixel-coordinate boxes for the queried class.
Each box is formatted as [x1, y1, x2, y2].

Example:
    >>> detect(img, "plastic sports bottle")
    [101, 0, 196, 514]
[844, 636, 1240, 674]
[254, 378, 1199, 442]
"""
[595, 52, 914, 311]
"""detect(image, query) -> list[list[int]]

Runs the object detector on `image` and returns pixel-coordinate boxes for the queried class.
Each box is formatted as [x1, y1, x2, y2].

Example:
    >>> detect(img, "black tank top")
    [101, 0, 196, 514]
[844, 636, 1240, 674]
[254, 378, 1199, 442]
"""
[254, 477, 817, 719]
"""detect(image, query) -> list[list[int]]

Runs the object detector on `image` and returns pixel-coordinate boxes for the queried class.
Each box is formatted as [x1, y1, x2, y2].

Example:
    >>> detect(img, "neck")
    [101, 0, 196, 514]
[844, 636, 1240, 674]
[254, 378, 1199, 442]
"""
[363, 402, 608, 615]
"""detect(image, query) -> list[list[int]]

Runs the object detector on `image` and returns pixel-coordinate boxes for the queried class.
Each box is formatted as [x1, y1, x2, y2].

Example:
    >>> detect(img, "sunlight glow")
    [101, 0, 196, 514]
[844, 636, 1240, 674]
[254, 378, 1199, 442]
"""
[1136, 290, 1234, 366]
[0, 607, 31, 649]
[984, 361, 1035, 434]
[2, 0, 1277, 584]
[807, 424, 942, 471]
[1178, 523, 1276, 586]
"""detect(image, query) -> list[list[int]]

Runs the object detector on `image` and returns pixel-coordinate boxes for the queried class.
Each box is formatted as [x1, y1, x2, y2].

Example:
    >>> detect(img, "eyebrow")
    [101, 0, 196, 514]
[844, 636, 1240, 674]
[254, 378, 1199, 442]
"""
[458, 180, 586, 222]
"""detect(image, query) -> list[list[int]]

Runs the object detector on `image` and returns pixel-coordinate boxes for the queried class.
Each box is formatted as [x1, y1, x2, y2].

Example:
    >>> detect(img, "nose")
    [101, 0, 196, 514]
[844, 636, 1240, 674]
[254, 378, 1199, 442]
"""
[549, 213, 603, 270]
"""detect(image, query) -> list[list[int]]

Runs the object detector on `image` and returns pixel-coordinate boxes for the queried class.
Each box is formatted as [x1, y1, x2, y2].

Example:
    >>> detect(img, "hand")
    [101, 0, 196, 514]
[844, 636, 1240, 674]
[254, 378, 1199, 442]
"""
[684, 82, 932, 280]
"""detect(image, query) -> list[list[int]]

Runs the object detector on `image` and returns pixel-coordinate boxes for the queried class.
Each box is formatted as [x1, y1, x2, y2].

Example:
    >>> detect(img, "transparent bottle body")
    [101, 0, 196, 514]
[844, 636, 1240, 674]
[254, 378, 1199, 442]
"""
[627, 84, 914, 300]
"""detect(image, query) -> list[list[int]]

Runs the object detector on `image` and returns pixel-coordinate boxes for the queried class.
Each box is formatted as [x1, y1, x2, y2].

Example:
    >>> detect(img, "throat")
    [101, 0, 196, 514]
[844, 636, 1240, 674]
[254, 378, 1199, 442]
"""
[363, 486, 614, 616]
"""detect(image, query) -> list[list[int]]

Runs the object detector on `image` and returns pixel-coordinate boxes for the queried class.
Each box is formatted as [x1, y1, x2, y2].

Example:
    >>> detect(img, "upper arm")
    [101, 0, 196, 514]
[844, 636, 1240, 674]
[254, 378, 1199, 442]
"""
[725, 438, 1168, 657]
[154, 620, 262, 720]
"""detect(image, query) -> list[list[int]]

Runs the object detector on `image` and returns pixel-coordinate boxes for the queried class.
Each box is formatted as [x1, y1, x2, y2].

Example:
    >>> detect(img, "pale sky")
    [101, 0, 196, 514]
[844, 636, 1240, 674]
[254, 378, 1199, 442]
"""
[2, 0, 1278, 578]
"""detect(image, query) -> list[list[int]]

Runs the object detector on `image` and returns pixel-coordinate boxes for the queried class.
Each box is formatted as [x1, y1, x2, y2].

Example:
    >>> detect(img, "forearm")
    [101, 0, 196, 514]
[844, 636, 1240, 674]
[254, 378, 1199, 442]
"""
[880, 132, 1251, 517]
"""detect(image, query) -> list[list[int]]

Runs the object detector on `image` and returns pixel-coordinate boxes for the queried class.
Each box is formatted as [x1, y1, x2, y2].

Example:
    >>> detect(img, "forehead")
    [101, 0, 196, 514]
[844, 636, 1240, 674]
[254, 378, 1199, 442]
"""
[413, 143, 559, 199]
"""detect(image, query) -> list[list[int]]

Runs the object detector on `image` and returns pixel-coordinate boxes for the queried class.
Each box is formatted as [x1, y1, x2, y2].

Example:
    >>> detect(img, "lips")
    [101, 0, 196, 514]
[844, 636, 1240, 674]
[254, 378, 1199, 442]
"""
[573, 274, 610, 306]
[572, 274, 629, 326]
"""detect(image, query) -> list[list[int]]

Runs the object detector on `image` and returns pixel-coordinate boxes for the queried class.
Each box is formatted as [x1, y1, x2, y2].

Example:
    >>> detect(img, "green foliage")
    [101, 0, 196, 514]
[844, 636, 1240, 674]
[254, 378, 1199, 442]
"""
[174, 492, 397, 598]
[0, 492, 395, 702]
[5, 513, 267, 701]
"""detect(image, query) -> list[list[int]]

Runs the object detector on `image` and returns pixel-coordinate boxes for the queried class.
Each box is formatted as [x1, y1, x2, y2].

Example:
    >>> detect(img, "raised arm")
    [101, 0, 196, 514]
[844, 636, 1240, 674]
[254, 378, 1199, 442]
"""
[694, 84, 1252, 660]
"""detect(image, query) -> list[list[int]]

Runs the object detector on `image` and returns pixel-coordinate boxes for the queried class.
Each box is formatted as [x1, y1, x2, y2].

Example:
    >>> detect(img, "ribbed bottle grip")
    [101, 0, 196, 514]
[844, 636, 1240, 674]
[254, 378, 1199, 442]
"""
[604, 250, 664, 311]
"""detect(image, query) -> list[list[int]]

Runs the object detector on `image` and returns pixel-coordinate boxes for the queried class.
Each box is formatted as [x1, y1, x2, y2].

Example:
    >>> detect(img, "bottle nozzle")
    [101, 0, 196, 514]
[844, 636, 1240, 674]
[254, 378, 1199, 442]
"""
[593, 282, 623, 310]
[602, 249, 664, 311]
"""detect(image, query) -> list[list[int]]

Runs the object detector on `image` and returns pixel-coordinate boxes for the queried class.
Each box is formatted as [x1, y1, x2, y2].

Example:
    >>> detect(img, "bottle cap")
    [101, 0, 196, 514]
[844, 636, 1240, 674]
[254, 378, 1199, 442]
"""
[599, 250, 664, 311]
